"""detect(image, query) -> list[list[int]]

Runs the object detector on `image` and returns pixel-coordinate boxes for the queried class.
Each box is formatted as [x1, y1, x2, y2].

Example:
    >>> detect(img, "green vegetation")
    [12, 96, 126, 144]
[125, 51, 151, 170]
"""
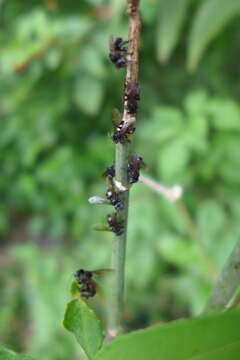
[1, 0, 240, 359]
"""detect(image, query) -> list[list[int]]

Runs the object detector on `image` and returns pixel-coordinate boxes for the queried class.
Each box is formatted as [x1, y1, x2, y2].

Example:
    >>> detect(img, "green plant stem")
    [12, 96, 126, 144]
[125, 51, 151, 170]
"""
[110, 143, 130, 336]
[204, 239, 240, 312]
[108, 0, 141, 338]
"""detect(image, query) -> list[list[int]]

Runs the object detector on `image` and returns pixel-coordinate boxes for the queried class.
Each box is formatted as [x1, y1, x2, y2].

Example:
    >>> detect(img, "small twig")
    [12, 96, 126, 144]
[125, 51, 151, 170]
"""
[139, 174, 183, 202]
[204, 239, 240, 312]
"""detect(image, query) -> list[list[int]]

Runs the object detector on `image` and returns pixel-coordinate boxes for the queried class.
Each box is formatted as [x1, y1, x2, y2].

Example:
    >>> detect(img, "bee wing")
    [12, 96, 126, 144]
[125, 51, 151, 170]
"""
[109, 36, 114, 51]
[129, 154, 146, 169]
[91, 269, 114, 276]
[140, 158, 147, 169]
[102, 166, 115, 181]
[102, 168, 109, 179]
[106, 175, 114, 190]
[112, 108, 121, 129]
[93, 225, 112, 232]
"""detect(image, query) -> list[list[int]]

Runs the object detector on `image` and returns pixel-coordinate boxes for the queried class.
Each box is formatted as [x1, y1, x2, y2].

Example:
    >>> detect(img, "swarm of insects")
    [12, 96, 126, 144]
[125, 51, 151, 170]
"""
[107, 212, 124, 236]
[109, 36, 129, 68]
[128, 154, 145, 183]
[74, 269, 113, 299]
[124, 81, 140, 115]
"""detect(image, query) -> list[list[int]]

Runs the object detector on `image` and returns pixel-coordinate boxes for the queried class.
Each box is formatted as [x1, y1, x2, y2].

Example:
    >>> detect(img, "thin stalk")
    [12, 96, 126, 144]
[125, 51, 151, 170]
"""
[175, 200, 216, 277]
[108, 0, 141, 338]
[204, 239, 240, 312]
[140, 174, 216, 277]
[110, 143, 130, 336]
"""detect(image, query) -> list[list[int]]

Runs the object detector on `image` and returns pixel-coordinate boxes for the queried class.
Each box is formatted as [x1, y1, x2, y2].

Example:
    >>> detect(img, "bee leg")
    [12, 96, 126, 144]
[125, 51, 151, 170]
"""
[81, 291, 91, 299]
[120, 40, 129, 48]
[79, 284, 88, 292]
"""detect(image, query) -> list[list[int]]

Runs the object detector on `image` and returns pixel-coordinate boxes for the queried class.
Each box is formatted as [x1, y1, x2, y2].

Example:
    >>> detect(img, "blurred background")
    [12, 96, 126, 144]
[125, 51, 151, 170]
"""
[1, 0, 240, 358]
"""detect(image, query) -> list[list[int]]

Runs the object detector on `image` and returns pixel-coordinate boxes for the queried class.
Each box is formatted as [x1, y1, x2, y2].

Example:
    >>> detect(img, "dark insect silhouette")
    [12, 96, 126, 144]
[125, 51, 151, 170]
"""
[107, 212, 124, 236]
[111, 109, 135, 144]
[112, 120, 135, 144]
[102, 164, 115, 180]
[102, 165, 123, 210]
[106, 177, 124, 211]
[74, 268, 113, 299]
[124, 81, 140, 115]
[128, 154, 145, 183]
[109, 36, 128, 68]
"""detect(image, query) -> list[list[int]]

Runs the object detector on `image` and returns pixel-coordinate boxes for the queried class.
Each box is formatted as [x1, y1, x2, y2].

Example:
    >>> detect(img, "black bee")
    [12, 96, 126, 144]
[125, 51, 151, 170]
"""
[109, 36, 128, 68]
[106, 178, 124, 211]
[74, 269, 113, 299]
[102, 165, 115, 179]
[112, 119, 136, 144]
[102, 165, 123, 210]
[128, 154, 144, 183]
[111, 108, 135, 144]
[124, 81, 140, 115]
[107, 212, 124, 236]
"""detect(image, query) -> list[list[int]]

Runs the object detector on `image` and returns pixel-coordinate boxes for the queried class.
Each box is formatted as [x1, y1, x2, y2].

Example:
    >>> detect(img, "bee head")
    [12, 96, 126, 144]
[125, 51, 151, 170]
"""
[74, 269, 92, 280]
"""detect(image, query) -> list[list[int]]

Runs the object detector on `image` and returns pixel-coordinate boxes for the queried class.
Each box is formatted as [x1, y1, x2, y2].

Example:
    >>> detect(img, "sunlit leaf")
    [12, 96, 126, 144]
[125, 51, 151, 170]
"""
[197, 200, 225, 249]
[207, 98, 240, 130]
[156, 0, 190, 62]
[158, 233, 200, 267]
[0, 349, 34, 360]
[63, 299, 104, 359]
[94, 309, 240, 360]
[158, 137, 189, 183]
[75, 75, 104, 115]
[187, 0, 240, 70]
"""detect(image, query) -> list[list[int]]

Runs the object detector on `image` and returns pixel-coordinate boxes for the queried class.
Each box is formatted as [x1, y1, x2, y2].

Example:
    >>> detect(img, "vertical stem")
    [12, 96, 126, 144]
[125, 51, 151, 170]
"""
[110, 144, 130, 335]
[108, 0, 141, 338]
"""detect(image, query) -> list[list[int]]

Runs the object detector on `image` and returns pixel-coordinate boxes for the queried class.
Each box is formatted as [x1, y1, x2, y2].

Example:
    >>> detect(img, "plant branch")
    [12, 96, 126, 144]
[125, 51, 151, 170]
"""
[204, 239, 240, 312]
[108, 0, 141, 338]
[140, 174, 216, 277]
[139, 174, 183, 202]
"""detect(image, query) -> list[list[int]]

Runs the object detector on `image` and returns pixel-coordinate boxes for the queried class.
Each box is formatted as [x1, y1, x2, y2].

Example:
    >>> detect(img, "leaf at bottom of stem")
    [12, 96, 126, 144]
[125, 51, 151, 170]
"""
[63, 299, 104, 359]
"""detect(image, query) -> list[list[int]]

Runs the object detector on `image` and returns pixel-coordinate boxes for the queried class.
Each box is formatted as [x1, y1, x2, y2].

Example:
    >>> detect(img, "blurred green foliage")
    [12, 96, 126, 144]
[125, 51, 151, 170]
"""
[1, 0, 240, 359]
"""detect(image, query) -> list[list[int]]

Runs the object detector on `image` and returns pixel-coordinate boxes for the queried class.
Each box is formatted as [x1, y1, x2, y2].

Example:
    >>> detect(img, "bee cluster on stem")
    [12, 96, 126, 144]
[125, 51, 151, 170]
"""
[93, 35, 144, 238]
[74, 34, 143, 300]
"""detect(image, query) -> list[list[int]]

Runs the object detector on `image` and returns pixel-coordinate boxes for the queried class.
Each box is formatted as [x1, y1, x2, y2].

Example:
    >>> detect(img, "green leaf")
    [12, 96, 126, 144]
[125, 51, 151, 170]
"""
[184, 90, 208, 116]
[0, 349, 34, 360]
[156, 0, 190, 62]
[70, 280, 79, 297]
[207, 98, 240, 130]
[140, 106, 183, 143]
[63, 299, 104, 359]
[197, 200, 225, 249]
[190, 342, 240, 360]
[141, 0, 158, 24]
[188, 0, 240, 71]
[158, 233, 200, 268]
[75, 75, 103, 115]
[158, 137, 189, 183]
[94, 309, 240, 360]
